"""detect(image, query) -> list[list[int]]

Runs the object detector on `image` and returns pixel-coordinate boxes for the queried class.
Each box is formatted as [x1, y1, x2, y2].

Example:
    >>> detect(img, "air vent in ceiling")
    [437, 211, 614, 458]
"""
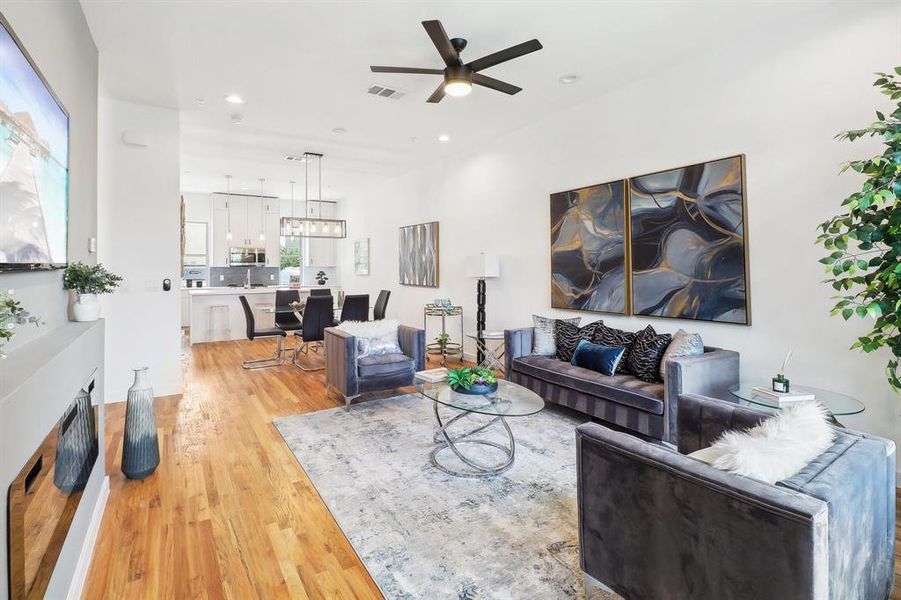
[366, 84, 405, 100]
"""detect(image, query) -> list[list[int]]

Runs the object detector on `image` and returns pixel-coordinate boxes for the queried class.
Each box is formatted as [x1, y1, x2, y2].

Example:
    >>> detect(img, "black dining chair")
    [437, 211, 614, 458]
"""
[238, 295, 287, 369]
[339, 294, 369, 323]
[373, 290, 390, 320]
[274, 289, 303, 333]
[310, 289, 331, 297]
[293, 295, 334, 371]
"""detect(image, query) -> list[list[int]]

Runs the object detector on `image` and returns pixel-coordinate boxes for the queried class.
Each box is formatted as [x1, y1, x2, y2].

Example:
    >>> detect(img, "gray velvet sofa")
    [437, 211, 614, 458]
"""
[577, 394, 896, 600]
[324, 325, 425, 406]
[504, 327, 739, 443]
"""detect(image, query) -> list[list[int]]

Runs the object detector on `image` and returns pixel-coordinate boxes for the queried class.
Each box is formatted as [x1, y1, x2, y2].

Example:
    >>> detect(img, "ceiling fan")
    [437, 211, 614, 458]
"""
[370, 20, 543, 103]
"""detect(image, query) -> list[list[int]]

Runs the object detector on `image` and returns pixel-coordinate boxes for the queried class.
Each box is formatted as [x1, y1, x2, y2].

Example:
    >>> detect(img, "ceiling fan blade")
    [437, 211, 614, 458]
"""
[426, 82, 446, 103]
[472, 73, 522, 95]
[370, 66, 444, 75]
[422, 20, 461, 67]
[466, 39, 543, 72]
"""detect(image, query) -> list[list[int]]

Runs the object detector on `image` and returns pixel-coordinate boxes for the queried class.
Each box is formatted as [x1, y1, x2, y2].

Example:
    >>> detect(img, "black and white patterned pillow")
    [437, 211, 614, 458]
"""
[626, 325, 672, 383]
[532, 315, 580, 356]
[555, 320, 603, 362]
[593, 324, 638, 375]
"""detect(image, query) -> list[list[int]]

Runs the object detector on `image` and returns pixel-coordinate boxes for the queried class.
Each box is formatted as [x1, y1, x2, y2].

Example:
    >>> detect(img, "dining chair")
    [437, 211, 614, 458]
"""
[339, 294, 369, 323]
[310, 289, 331, 297]
[274, 289, 303, 333]
[293, 295, 334, 371]
[373, 290, 390, 320]
[238, 295, 287, 369]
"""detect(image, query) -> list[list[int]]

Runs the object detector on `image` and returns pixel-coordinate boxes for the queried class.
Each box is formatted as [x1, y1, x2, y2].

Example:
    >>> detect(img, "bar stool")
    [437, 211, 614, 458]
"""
[207, 305, 230, 341]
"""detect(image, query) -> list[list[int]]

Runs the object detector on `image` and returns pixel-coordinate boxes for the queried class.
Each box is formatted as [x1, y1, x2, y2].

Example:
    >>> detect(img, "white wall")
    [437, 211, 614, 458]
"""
[0, 2, 98, 352]
[98, 97, 182, 402]
[339, 3, 900, 443]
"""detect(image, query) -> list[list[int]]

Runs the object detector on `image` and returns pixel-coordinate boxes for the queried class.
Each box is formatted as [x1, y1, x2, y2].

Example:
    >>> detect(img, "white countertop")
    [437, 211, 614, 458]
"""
[187, 286, 340, 296]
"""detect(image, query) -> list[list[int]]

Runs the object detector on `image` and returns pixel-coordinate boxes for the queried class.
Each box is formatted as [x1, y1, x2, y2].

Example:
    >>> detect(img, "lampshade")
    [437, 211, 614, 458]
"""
[466, 253, 500, 278]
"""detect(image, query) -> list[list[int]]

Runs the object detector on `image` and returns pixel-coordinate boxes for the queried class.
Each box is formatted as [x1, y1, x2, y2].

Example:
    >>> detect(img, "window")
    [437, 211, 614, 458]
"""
[279, 236, 302, 285]
[183, 221, 208, 266]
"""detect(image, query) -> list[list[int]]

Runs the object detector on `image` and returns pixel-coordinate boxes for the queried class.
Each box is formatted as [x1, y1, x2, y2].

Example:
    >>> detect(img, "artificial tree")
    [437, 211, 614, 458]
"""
[816, 68, 901, 391]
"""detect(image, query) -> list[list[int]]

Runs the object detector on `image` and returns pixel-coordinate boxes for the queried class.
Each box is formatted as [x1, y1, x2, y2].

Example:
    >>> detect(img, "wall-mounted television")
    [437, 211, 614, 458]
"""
[0, 15, 68, 271]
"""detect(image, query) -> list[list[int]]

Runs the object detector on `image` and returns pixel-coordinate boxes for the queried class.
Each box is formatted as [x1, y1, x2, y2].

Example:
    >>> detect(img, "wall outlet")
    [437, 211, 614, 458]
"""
[219, 274, 225, 281]
[270, 274, 275, 281]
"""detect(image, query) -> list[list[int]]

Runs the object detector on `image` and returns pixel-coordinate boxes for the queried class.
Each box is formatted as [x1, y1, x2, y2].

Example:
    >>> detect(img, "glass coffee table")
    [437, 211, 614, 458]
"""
[416, 379, 545, 478]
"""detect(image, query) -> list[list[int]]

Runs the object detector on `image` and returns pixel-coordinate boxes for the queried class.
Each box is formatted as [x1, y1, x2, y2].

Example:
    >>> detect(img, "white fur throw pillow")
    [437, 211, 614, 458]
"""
[336, 319, 401, 358]
[688, 402, 834, 484]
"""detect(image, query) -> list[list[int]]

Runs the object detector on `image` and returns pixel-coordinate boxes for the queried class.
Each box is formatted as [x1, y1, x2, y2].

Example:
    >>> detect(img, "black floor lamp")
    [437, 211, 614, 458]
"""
[466, 253, 500, 365]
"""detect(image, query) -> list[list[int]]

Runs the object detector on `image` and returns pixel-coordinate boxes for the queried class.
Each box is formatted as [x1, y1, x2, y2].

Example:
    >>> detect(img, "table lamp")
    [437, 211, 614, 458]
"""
[466, 253, 500, 365]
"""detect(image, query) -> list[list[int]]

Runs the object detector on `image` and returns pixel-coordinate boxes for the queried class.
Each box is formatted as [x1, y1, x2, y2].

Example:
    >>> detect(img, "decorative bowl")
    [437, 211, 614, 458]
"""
[452, 381, 498, 395]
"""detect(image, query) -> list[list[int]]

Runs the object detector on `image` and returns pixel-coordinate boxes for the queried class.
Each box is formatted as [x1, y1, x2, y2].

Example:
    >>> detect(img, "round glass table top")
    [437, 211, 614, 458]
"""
[729, 383, 865, 416]
[416, 380, 545, 417]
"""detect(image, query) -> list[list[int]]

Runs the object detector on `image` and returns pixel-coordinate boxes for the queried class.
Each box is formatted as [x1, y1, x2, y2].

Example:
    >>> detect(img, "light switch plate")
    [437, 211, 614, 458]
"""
[88, 237, 97, 253]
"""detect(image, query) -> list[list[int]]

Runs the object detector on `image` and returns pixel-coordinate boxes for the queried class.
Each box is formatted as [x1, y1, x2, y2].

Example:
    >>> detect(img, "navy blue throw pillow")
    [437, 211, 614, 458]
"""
[570, 340, 625, 376]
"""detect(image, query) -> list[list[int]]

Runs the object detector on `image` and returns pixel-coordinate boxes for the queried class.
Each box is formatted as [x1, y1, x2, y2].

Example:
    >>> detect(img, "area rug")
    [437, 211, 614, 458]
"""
[274, 394, 618, 599]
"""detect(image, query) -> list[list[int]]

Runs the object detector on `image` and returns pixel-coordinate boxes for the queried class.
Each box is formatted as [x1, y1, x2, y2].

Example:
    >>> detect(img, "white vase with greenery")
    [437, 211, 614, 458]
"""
[63, 262, 123, 322]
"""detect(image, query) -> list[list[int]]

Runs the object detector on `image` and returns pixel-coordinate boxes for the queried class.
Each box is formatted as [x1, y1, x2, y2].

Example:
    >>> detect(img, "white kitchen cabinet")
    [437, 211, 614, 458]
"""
[212, 206, 229, 266]
[264, 202, 281, 267]
[306, 201, 337, 267]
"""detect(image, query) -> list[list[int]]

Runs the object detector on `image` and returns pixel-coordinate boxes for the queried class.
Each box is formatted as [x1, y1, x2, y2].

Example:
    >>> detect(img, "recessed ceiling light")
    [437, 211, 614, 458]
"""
[438, 134, 450, 143]
[230, 114, 243, 125]
[331, 127, 346, 135]
[224, 94, 244, 104]
[558, 74, 580, 84]
[240, 186, 248, 191]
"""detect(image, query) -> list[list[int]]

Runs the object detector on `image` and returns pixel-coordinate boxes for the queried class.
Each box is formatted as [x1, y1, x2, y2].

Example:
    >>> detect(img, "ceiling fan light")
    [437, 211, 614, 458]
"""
[444, 80, 472, 97]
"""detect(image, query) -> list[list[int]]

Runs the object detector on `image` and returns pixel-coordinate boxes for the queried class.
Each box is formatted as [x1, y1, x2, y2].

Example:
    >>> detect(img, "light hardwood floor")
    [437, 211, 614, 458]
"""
[82, 336, 395, 599]
[83, 335, 901, 598]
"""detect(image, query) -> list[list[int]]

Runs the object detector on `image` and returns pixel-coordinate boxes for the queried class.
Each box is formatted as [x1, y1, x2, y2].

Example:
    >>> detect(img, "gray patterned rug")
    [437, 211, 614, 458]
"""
[274, 394, 618, 600]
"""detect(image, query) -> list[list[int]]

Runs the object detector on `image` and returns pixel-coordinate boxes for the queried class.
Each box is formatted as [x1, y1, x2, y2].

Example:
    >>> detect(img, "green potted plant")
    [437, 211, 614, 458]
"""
[435, 332, 450, 353]
[447, 366, 498, 395]
[816, 68, 901, 391]
[0, 289, 42, 357]
[63, 262, 123, 322]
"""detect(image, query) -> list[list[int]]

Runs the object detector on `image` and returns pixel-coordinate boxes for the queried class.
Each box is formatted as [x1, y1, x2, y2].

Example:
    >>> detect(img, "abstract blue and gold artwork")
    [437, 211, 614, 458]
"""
[550, 180, 627, 314]
[629, 155, 750, 324]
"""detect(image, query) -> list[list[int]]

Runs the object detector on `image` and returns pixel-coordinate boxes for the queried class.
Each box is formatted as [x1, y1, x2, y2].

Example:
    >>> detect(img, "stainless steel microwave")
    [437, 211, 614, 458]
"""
[228, 247, 266, 267]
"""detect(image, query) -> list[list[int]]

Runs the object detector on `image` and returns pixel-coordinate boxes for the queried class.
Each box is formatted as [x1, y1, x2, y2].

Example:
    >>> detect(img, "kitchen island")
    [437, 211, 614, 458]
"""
[187, 286, 341, 344]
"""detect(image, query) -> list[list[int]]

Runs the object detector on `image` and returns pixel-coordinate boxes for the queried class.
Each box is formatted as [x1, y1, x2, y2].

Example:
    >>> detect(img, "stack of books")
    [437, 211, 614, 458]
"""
[751, 386, 816, 407]
[415, 368, 449, 384]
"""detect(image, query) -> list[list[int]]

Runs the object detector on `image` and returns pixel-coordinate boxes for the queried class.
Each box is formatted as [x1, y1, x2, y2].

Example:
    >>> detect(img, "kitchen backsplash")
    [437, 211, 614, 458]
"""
[209, 266, 280, 287]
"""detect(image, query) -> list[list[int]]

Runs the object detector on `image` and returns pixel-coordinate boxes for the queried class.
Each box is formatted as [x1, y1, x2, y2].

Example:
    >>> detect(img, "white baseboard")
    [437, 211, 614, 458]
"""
[67, 475, 109, 600]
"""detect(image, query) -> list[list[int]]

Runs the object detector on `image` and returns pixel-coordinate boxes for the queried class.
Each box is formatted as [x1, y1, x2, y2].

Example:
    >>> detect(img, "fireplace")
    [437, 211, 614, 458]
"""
[6, 379, 99, 600]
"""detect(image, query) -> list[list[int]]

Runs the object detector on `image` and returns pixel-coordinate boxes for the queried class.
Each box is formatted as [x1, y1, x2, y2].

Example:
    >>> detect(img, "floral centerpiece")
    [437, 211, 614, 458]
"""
[447, 366, 498, 395]
[0, 290, 42, 357]
[63, 262, 123, 322]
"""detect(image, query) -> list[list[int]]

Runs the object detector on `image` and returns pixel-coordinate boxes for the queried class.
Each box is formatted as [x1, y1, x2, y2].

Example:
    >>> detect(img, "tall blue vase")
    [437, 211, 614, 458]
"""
[121, 367, 160, 479]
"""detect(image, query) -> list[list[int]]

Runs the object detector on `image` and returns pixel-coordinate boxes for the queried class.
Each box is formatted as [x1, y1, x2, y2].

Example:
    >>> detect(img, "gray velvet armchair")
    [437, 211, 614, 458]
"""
[576, 394, 896, 600]
[324, 324, 425, 407]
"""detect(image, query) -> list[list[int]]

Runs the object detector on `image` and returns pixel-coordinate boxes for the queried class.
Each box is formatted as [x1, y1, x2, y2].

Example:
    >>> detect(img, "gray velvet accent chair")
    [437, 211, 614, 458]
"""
[324, 324, 425, 407]
[576, 394, 896, 600]
[504, 327, 739, 443]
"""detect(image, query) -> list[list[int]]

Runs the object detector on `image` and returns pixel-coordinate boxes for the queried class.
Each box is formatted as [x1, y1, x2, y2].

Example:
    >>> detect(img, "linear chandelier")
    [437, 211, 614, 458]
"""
[280, 152, 346, 239]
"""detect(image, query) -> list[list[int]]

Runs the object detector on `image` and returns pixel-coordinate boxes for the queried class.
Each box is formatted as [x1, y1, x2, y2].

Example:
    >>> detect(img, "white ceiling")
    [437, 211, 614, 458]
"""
[80, 0, 823, 200]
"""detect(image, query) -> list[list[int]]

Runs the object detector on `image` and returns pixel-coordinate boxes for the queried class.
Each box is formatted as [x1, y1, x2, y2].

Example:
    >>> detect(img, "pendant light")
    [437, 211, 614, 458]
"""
[225, 175, 233, 241]
[278, 152, 345, 239]
[258, 178, 266, 242]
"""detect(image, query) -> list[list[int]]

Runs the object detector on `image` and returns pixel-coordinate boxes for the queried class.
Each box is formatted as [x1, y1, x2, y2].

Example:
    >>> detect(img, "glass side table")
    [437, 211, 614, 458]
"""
[729, 383, 865, 425]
